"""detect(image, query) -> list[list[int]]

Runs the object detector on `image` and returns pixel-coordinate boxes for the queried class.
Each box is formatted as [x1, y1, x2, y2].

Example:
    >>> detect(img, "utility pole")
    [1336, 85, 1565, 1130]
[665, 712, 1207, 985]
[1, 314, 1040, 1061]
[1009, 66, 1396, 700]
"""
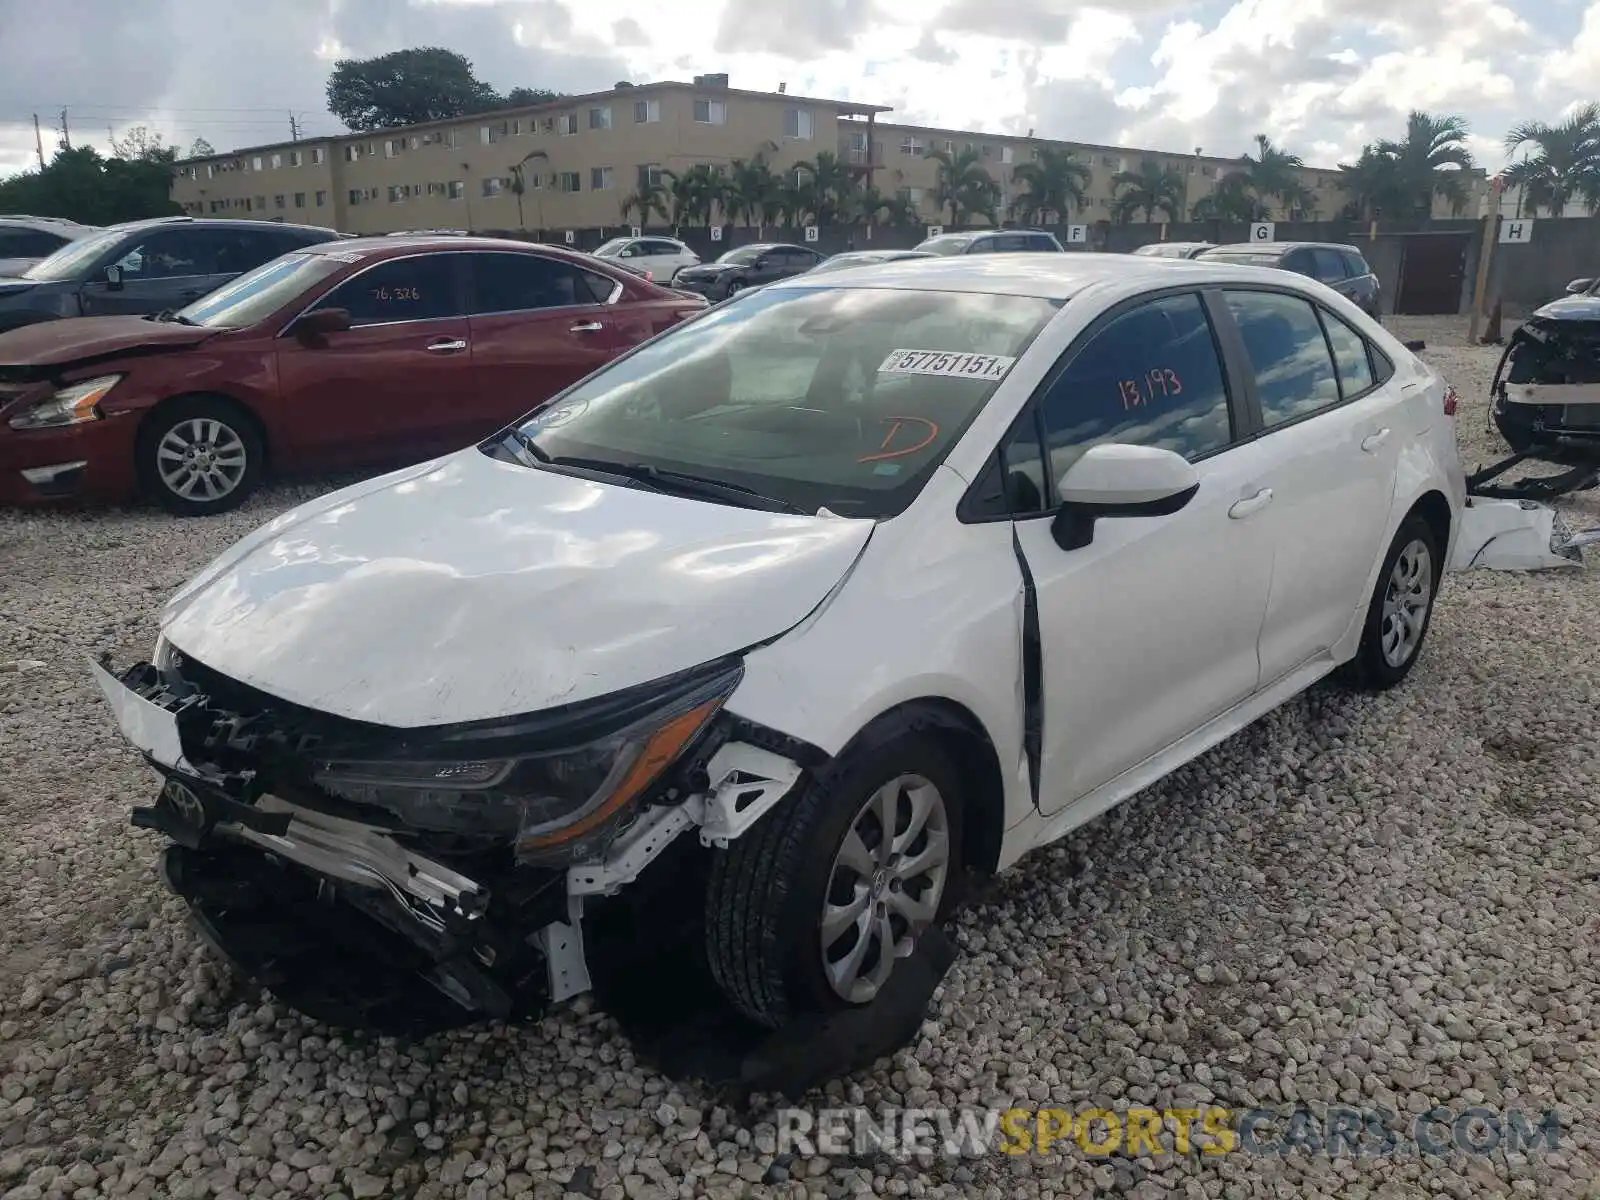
[57, 108, 71, 151]
[32, 113, 44, 169]
[289, 113, 301, 141]
[1468, 176, 1505, 344]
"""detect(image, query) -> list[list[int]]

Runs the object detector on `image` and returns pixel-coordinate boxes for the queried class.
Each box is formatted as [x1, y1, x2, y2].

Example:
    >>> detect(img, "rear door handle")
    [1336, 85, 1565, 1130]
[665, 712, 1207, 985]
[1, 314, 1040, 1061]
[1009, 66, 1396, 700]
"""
[1361, 428, 1391, 453]
[570, 321, 605, 333]
[425, 338, 467, 354]
[1228, 487, 1273, 520]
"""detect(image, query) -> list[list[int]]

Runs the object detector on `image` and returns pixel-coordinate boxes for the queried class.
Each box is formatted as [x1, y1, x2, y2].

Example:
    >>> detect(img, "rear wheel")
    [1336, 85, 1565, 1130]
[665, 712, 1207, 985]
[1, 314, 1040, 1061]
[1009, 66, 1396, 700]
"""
[137, 396, 263, 516]
[705, 732, 964, 1029]
[1340, 513, 1441, 690]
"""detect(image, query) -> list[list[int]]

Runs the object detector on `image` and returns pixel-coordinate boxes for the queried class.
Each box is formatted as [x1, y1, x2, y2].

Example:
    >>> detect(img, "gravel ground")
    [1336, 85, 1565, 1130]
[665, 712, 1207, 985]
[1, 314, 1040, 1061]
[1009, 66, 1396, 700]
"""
[1, 316, 1597, 1200]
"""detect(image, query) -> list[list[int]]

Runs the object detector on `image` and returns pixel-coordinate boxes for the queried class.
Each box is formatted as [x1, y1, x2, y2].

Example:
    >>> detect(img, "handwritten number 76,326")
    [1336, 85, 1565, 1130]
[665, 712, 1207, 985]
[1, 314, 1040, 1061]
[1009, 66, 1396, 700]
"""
[1119, 368, 1183, 410]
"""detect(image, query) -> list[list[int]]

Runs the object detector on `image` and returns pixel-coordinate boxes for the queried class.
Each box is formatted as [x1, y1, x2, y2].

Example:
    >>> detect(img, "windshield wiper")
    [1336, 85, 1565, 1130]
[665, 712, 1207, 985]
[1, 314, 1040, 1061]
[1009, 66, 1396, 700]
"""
[546, 454, 809, 514]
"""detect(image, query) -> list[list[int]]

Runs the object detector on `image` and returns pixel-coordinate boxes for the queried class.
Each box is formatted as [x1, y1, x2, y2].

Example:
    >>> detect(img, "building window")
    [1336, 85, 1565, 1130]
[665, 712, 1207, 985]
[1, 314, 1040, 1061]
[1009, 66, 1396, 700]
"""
[900, 137, 923, 156]
[589, 106, 612, 130]
[286, 150, 301, 168]
[558, 112, 578, 136]
[386, 139, 401, 157]
[272, 194, 285, 209]
[348, 188, 363, 206]
[556, 171, 581, 193]
[783, 109, 814, 139]
[267, 153, 280, 169]
[448, 180, 465, 200]
[388, 185, 406, 203]
[315, 190, 327, 207]
[480, 126, 493, 145]
[312, 147, 326, 165]
[252, 156, 264, 171]
[693, 99, 727, 124]
[541, 117, 556, 134]
[897, 186, 924, 205]
[255, 195, 266, 210]
[590, 166, 613, 191]
[940, 139, 954, 154]
[291, 192, 305, 208]
[482, 177, 506, 197]
[633, 98, 660, 124]
[1001, 146, 1015, 164]
[638, 163, 663, 189]
[793, 167, 813, 187]
[344, 145, 360, 162]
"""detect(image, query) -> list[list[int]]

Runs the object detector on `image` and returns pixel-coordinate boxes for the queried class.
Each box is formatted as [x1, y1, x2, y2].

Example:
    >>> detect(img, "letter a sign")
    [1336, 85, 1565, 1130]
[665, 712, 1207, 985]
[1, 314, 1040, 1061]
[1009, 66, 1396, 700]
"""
[1499, 218, 1533, 244]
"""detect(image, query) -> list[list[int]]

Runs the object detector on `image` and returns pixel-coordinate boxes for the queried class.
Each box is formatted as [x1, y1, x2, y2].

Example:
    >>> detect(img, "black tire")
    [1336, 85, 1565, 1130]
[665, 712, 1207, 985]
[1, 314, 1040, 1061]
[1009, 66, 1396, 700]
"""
[137, 395, 264, 516]
[1340, 512, 1442, 691]
[705, 730, 965, 1029]
[723, 279, 744, 299]
[0, 311, 61, 335]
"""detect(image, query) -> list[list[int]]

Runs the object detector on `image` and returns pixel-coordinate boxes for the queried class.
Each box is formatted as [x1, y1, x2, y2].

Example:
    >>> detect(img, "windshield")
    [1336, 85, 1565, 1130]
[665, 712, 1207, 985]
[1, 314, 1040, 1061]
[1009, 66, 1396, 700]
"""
[1202, 249, 1282, 267]
[506, 285, 1060, 518]
[916, 237, 972, 256]
[22, 226, 130, 281]
[593, 239, 629, 257]
[175, 252, 346, 328]
[717, 246, 765, 265]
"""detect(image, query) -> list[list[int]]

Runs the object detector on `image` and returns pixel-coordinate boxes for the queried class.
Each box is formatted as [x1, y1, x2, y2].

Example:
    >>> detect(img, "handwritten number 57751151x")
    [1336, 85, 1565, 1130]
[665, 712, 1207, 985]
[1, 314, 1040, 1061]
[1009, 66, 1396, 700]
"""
[1120, 368, 1183, 411]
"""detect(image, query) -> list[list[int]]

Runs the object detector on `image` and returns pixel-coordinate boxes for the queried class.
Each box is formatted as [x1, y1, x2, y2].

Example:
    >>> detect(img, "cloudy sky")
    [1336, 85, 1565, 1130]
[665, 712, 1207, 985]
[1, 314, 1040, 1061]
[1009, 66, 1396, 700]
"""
[0, 0, 1592, 178]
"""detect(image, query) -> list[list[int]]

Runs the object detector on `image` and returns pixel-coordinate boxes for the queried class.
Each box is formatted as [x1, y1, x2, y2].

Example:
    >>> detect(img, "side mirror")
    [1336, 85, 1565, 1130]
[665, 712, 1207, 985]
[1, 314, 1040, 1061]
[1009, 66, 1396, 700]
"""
[1050, 443, 1200, 551]
[289, 307, 352, 341]
[104, 264, 124, 291]
[1564, 278, 1593, 295]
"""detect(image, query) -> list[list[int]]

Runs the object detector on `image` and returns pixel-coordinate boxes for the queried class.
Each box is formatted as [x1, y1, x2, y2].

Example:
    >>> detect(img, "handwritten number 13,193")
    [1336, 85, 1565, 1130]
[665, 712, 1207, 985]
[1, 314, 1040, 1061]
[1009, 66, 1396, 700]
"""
[1119, 368, 1183, 410]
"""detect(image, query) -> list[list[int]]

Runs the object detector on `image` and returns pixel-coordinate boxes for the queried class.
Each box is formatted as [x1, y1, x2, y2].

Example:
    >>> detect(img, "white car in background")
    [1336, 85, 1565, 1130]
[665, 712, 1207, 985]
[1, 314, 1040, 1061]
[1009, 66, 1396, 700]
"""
[591, 234, 700, 283]
[96, 253, 1465, 1035]
[0, 215, 100, 277]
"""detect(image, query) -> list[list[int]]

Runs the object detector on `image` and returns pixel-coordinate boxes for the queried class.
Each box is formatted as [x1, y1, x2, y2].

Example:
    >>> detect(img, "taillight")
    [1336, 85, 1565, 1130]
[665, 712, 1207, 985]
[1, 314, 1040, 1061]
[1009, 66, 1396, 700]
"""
[1443, 385, 1458, 416]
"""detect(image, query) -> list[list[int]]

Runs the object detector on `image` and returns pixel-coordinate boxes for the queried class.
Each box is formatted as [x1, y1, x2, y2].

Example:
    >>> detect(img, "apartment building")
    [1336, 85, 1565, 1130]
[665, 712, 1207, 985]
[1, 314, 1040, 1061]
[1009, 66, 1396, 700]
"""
[171, 75, 1484, 231]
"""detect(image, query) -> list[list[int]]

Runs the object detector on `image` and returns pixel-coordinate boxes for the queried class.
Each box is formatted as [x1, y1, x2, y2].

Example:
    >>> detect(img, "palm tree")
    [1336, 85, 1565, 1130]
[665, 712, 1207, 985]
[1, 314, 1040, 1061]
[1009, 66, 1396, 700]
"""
[847, 186, 917, 227]
[792, 150, 857, 224]
[662, 164, 724, 231]
[1334, 145, 1403, 220]
[1109, 163, 1187, 222]
[724, 141, 782, 229]
[1190, 172, 1270, 221]
[1502, 103, 1600, 217]
[1374, 110, 1475, 219]
[1009, 146, 1092, 224]
[620, 181, 669, 226]
[1237, 134, 1314, 216]
[508, 149, 548, 230]
[927, 146, 999, 226]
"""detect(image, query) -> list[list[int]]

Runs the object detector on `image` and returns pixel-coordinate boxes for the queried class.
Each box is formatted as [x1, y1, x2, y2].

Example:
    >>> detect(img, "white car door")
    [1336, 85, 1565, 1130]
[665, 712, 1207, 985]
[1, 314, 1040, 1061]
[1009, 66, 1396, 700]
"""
[637, 239, 694, 281]
[1218, 288, 1402, 685]
[1000, 289, 1279, 812]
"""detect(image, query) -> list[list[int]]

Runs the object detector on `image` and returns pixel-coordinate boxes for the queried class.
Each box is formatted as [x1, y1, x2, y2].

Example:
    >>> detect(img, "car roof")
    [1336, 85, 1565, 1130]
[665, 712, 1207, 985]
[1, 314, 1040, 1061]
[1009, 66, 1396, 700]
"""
[766, 250, 1320, 300]
[301, 234, 651, 271]
[101, 216, 340, 237]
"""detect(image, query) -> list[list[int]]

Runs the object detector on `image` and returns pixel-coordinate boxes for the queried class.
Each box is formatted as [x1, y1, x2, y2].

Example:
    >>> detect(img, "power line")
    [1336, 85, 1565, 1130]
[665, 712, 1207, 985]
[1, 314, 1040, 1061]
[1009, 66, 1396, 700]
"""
[26, 101, 328, 114]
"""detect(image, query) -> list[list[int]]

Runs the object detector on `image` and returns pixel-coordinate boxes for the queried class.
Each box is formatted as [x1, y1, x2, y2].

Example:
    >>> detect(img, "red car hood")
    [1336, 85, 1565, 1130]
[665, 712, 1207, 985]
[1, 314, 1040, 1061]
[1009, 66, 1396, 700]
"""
[0, 316, 216, 368]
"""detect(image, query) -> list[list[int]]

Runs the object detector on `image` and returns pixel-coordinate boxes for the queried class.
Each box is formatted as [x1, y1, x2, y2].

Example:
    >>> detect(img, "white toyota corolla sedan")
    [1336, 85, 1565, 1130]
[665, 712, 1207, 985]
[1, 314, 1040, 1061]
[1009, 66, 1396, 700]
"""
[94, 252, 1466, 1033]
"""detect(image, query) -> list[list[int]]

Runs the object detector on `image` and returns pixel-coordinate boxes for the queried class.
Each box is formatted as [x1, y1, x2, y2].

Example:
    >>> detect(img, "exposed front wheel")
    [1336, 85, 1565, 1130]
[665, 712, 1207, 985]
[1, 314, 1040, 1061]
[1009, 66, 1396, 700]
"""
[724, 279, 744, 299]
[138, 397, 263, 516]
[1340, 513, 1442, 690]
[704, 732, 964, 1029]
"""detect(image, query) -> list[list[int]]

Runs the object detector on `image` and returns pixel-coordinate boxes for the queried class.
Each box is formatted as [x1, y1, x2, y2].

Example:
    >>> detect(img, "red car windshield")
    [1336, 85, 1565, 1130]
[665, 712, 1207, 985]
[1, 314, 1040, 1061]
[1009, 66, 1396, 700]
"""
[177, 253, 347, 328]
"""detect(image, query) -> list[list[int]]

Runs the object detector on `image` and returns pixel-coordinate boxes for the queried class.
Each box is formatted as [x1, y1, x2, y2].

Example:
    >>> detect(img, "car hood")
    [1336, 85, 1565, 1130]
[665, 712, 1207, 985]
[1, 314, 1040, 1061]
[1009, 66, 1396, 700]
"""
[0, 276, 38, 299]
[159, 447, 876, 728]
[0, 315, 216, 366]
[1533, 294, 1600, 321]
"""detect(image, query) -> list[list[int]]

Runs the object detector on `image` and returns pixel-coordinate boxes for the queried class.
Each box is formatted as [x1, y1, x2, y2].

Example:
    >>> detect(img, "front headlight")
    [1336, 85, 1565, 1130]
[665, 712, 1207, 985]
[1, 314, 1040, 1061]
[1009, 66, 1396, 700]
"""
[8, 375, 122, 430]
[312, 668, 737, 864]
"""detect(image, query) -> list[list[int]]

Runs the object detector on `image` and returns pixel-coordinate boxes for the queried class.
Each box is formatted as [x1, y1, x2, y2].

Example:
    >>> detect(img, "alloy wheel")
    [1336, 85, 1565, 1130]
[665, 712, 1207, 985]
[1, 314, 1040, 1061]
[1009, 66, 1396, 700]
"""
[156, 417, 249, 504]
[1380, 538, 1432, 668]
[819, 773, 951, 1004]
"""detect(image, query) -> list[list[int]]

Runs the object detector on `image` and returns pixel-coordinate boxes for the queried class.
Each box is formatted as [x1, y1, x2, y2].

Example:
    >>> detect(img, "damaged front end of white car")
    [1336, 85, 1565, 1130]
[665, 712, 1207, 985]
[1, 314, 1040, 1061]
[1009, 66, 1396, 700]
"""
[94, 642, 814, 1035]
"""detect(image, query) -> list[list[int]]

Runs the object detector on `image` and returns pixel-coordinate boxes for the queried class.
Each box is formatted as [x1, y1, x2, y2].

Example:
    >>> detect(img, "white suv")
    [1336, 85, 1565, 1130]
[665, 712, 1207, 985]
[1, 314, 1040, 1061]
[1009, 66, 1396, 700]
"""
[592, 235, 699, 283]
[97, 253, 1465, 1034]
[0, 215, 99, 277]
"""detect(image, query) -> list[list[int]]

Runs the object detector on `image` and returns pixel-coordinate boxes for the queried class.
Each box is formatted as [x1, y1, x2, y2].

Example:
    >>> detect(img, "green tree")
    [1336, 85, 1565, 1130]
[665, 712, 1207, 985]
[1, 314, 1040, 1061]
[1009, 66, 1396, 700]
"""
[110, 125, 176, 164]
[504, 86, 565, 108]
[1236, 134, 1314, 216]
[1334, 145, 1404, 220]
[1502, 102, 1600, 217]
[792, 150, 858, 224]
[1109, 162, 1187, 222]
[1190, 172, 1270, 221]
[187, 137, 216, 159]
[724, 143, 782, 228]
[1009, 146, 1091, 224]
[620, 181, 669, 226]
[508, 150, 548, 230]
[0, 145, 182, 225]
[326, 47, 503, 131]
[928, 146, 999, 226]
[662, 164, 724, 231]
[1374, 110, 1474, 218]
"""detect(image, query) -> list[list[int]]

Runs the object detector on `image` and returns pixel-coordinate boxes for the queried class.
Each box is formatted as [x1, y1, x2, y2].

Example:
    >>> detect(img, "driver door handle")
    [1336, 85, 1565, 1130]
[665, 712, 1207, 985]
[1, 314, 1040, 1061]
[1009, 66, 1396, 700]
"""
[570, 320, 605, 333]
[1229, 487, 1273, 520]
[1361, 427, 1392, 453]
[425, 338, 468, 354]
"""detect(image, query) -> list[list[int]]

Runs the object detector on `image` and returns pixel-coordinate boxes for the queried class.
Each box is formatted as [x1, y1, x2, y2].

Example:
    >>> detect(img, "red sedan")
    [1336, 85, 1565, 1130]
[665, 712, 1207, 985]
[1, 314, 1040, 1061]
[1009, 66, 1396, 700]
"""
[0, 235, 707, 514]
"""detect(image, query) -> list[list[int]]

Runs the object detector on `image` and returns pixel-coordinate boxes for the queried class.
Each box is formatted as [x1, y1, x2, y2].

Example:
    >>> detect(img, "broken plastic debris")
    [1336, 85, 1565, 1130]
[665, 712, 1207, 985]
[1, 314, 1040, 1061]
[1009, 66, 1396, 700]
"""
[0, 659, 46, 673]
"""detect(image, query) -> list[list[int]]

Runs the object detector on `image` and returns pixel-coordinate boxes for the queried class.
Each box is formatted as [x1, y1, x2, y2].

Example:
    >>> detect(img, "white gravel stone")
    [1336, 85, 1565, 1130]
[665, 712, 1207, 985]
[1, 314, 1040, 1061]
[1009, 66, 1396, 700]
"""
[0, 320, 1597, 1197]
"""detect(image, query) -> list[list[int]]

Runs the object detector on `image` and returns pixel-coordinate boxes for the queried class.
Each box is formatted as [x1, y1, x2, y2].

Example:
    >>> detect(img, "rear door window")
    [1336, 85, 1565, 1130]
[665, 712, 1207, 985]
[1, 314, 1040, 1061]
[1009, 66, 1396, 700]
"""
[1222, 289, 1342, 427]
[467, 251, 612, 313]
[311, 254, 464, 326]
[1311, 249, 1348, 282]
[1317, 307, 1376, 399]
[1340, 250, 1371, 278]
[1027, 234, 1059, 251]
[115, 229, 218, 280]
[0, 229, 67, 258]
